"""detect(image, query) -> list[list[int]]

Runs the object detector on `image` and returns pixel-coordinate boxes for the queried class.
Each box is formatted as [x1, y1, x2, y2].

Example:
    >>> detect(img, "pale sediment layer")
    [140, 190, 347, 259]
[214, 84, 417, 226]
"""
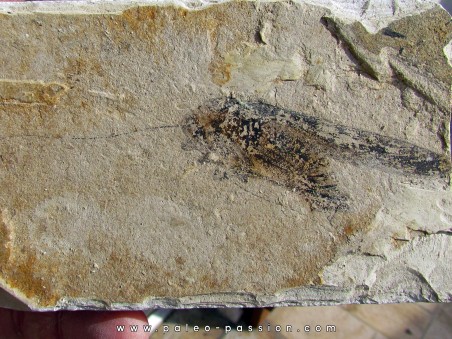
[0, 1, 451, 310]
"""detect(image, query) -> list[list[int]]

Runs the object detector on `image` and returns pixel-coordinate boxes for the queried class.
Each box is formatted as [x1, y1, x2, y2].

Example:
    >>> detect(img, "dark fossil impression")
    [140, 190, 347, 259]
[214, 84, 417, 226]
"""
[187, 97, 451, 210]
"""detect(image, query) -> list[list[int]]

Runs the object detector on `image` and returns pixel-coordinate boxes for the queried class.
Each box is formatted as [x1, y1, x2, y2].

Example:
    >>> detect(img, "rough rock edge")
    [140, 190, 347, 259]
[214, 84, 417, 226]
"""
[1, 1, 450, 86]
[1, 234, 449, 310]
[0, 0, 447, 30]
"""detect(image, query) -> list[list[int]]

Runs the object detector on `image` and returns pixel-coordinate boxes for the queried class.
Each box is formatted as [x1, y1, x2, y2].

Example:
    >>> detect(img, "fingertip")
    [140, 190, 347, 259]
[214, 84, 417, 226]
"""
[60, 310, 149, 339]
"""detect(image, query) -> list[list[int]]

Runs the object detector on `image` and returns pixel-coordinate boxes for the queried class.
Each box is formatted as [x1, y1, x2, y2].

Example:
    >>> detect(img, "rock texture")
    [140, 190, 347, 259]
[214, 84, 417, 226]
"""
[0, 0, 451, 310]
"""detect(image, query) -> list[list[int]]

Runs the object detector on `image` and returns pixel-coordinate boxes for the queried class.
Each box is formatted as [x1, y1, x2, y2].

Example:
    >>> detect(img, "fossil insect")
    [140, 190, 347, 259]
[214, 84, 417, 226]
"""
[188, 97, 451, 210]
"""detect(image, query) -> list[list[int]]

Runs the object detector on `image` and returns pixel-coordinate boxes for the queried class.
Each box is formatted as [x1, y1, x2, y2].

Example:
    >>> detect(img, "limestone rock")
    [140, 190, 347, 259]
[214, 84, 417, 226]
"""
[0, 0, 450, 310]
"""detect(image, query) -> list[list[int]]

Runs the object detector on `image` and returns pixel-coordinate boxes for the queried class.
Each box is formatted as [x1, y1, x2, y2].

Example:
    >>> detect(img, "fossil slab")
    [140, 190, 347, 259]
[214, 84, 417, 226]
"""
[0, 0, 451, 310]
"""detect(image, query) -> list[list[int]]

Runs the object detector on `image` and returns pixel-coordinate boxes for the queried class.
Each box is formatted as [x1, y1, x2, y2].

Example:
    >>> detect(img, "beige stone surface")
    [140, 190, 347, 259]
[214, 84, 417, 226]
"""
[0, 1, 450, 309]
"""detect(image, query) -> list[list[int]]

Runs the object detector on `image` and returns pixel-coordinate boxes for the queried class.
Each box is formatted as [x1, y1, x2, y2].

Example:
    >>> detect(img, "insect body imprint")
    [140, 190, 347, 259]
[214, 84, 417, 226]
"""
[188, 97, 451, 210]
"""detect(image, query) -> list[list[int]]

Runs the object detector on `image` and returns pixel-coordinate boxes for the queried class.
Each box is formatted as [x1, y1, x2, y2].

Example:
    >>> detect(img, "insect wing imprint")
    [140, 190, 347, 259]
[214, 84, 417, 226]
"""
[189, 97, 451, 211]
